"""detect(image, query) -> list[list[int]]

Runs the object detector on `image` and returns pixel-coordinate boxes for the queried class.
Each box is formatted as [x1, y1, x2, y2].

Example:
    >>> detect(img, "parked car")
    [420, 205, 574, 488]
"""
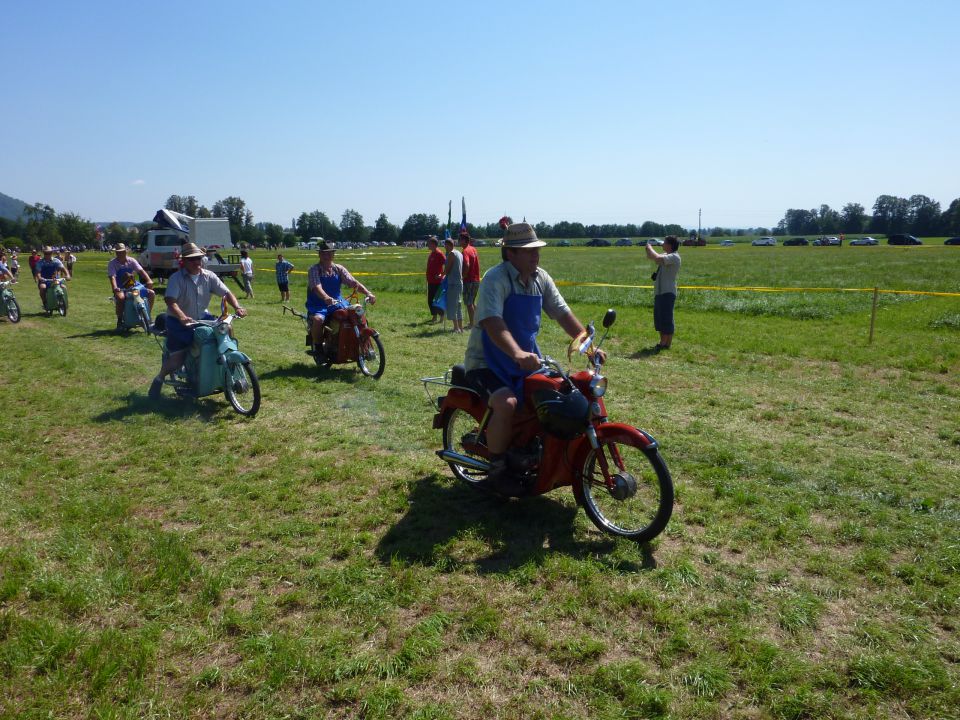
[887, 234, 922, 245]
[556, 239, 572, 247]
[615, 238, 633, 246]
[682, 236, 706, 246]
[719, 239, 735, 247]
[849, 236, 878, 246]
[783, 237, 809, 246]
[944, 237, 960, 246]
[751, 237, 776, 246]
[812, 236, 841, 246]
[585, 238, 611, 247]
[646, 238, 663, 246]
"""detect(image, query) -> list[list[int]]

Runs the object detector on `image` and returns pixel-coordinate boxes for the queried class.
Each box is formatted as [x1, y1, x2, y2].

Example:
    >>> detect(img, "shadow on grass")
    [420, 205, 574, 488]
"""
[66, 328, 148, 339]
[376, 474, 658, 574]
[92, 391, 226, 422]
[258, 362, 366, 385]
[628, 345, 666, 359]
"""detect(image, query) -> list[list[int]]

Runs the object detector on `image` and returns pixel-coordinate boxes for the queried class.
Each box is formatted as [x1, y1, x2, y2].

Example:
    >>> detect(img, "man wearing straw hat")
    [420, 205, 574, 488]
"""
[108, 243, 156, 329]
[462, 222, 596, 493]
[148, 242, 246, 399]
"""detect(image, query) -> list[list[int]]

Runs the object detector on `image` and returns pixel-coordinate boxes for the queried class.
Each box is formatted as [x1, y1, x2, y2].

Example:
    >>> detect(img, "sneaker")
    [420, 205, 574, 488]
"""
[148, 377, 163, 400]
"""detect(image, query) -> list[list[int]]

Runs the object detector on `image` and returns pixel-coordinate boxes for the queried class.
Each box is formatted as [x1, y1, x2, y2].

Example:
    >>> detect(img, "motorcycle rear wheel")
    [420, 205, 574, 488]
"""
[441, 408, 489, 487]
[577, 441, 673, 542]
[6, 297, 20, 323]
[357, 334, 385, 379]
[224, 360, 261, 417]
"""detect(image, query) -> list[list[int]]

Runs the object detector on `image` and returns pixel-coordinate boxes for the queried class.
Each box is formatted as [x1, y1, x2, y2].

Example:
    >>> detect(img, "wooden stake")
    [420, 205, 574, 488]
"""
[868, 287, 879, 344]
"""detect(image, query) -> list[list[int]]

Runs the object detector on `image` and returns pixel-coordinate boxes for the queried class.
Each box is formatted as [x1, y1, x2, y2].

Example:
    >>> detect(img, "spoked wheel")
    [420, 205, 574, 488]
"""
[137, 305, 151, 334]
[6, 297, 20, 323]
[577, 440, 673, 542]
[441, 408, 490, 488]
[223, 360, 261, 417]
[357, 334, 385, 379]
[57, 296, 67, 317]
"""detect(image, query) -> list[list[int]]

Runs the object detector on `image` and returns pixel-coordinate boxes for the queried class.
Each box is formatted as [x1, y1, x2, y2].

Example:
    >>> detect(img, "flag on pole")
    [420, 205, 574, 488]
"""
[459, 197, 467, 236]
[447, 200, 452, 231]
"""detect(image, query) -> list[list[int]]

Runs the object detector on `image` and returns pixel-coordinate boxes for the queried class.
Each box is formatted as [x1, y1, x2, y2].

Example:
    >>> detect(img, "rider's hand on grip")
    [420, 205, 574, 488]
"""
[515, 352, 542, 372]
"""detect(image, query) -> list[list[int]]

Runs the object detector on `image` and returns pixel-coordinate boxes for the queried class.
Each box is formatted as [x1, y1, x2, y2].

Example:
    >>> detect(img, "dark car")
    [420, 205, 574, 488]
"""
[615, 238, 633, 246]
[585, 238, 611, 247]
[887, 234, 922, 245]
[783, 237, 809, 246]
[944, 237, 960, 246]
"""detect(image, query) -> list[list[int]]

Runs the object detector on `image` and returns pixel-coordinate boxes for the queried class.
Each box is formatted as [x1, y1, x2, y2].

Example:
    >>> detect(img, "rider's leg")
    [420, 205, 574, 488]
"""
[145, 288, 156, 313]
[310, 313, 324, 346]
[156, 349, 187, 381]
[115, 292, 126, 320]
[486, 387, 518, 456]
[38, 282, 48, 305]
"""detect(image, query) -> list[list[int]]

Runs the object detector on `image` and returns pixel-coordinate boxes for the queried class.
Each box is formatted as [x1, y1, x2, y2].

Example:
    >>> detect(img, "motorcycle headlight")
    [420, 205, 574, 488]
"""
[353, 304, 365, 317]
[590, 374, 607, 397]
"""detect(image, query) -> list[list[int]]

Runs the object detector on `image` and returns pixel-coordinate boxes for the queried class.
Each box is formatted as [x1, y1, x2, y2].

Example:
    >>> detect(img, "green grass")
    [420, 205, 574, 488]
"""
[0, 244, 958, 718]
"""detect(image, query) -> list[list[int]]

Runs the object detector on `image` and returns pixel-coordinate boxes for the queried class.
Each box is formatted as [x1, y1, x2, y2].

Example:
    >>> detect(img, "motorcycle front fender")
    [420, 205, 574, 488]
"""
[567, 423, 660, 499]
[223, 349, 250, 365]
[361, 327, 378, 339]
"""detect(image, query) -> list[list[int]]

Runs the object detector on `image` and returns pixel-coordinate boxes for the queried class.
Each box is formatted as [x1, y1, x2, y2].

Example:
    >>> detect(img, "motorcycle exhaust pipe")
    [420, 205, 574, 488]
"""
[435, 450, 491, 472]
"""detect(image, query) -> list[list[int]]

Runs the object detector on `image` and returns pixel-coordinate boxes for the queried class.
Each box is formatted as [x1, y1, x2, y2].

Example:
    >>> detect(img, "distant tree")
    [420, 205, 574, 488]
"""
[817, 205, 841, 234]
[840, 203, 867, 234]
[212, 197, 250, 227]
[534, 221, 553, 238]
[263, 223, 285, 248]
[907, 194, 940, 236]
[340, 209, 368, 244]
[639, 221, 665, 237]
[57, 212, 94, 247]
[105, 222, 127, 247]
[663, 224, 685, 236]
[164, 195, 187, 213]
[940, 198, 960, 236]
[196, 206, 212, 218]
[296, 211, 339, 241]
[369, 214, 399, 245]
[870, 195, 909, 234]
[399, 213, 440, 244]
[781, 209, 819, 235]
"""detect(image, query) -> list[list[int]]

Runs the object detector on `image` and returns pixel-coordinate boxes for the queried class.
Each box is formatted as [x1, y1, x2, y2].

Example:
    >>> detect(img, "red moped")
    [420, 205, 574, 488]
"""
[424, 310, 673, 542]
[283, 292, 385, 379]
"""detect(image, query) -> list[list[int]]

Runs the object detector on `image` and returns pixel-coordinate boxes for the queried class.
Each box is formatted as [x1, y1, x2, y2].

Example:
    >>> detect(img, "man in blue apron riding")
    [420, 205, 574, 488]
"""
[463, 222, 596, 493]
[306, 240, 376, 351]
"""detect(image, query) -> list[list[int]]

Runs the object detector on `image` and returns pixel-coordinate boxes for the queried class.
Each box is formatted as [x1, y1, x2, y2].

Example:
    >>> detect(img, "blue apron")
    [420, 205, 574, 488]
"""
[481, 275, 542, 401]
[306, 268, 345, 318]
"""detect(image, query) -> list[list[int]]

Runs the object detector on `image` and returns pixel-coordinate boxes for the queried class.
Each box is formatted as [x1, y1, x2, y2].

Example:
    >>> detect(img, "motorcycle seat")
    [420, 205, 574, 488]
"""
[331, 308, 349, 322]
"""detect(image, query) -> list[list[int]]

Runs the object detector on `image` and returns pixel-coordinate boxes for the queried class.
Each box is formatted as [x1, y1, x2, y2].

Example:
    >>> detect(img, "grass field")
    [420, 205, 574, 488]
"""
[1, 243, 959, 719]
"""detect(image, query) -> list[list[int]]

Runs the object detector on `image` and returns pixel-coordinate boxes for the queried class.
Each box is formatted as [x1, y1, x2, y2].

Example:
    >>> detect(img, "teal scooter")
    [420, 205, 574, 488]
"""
[0, 280, 21, 323]
[42, 277, 68, 316]
[117, 285, 152, 333]
[153, 309, 261, 417]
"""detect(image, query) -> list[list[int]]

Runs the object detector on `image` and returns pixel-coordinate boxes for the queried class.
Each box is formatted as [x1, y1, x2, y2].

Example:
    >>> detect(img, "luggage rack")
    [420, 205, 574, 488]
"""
[420, 365, 478, 410]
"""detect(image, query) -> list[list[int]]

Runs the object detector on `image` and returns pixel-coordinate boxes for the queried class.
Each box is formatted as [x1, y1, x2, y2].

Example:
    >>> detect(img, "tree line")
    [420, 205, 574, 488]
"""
[775, 195, 960, 237]
[4, 191, 959, 252]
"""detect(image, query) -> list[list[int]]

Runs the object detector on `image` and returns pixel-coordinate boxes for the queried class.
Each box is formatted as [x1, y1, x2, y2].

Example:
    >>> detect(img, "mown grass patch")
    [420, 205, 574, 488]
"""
[0, 246, 957, 718]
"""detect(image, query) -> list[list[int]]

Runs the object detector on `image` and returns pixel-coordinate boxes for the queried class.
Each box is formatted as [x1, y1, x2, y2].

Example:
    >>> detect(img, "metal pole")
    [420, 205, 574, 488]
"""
[868, 287, 879, 344]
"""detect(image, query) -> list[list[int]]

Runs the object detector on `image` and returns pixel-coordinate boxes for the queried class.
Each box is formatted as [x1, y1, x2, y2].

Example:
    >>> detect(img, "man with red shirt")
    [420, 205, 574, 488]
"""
[425, 236, 445, 323]
[459, 231, 481, 328]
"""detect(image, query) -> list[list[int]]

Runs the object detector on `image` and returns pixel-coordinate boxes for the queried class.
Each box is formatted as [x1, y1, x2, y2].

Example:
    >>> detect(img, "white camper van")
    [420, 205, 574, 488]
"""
[138, 211, 241, 282]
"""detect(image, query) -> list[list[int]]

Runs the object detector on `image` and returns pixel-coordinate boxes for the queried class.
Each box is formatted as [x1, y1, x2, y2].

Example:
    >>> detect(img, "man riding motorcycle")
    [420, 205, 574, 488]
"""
[306, 240, 376, 351]
[107, 243, 156, 329]
[34, 246, 70, 307]
[149, 243, 246, 400]
[463, 222, 600, 493]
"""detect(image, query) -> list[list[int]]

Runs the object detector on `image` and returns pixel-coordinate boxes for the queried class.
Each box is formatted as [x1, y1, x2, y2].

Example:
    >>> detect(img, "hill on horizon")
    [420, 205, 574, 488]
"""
[0, 191, 28, 220]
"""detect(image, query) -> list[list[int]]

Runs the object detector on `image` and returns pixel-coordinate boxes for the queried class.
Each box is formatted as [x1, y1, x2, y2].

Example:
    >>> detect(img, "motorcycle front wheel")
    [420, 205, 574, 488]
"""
[6, 297, 20, 323]
[357, 334, 385, 379]
[224, 360, 261, 417]
[137, 304, 151, 334]
[57, 296, 67, 317]
[577, 441, 673, 542]
[441, 408, 489, 488]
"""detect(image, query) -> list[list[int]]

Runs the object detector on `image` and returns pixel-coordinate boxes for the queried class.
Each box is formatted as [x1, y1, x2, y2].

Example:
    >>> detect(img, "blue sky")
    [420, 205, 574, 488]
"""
[3, 0, 957, 229]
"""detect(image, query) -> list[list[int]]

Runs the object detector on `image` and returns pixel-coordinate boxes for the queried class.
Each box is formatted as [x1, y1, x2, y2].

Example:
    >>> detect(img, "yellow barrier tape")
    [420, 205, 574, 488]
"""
[258, 269, 960, 297]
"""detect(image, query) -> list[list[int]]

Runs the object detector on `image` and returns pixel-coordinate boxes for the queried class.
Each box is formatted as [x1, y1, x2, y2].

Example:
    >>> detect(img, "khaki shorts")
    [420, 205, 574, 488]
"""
[463, 282, 480, 305]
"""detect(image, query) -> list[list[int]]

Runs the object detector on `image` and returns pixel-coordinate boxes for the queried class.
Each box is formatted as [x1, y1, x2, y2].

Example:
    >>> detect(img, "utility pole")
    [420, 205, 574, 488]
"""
[698, 208, 702, 242]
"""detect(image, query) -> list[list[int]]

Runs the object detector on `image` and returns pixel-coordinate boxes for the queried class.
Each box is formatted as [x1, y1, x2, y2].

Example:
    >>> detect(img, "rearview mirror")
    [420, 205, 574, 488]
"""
[603, 309, 616, 328]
